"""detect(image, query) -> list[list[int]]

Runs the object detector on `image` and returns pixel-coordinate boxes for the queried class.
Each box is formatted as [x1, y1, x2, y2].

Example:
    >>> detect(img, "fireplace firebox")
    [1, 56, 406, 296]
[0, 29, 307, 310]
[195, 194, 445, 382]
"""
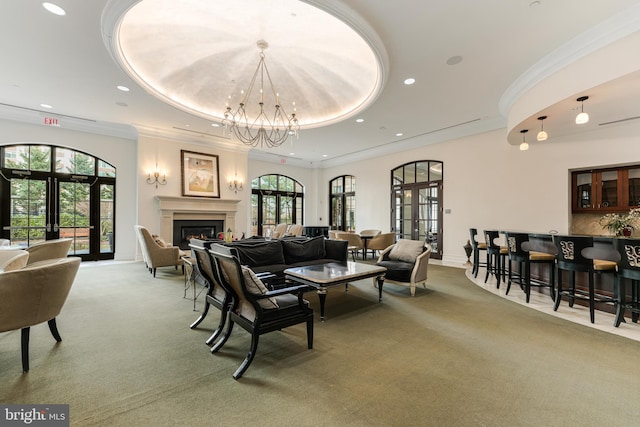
[173, 220, 224, 250]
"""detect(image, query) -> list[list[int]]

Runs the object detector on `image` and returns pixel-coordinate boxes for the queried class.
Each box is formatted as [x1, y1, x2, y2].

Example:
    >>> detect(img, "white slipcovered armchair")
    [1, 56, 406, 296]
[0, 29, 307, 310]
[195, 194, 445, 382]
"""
[135, 225, 186, 277]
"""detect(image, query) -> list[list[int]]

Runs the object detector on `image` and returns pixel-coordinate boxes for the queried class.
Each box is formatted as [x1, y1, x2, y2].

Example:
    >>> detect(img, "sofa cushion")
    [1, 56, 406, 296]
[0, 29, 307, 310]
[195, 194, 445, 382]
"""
[233, 241, 285, 267]
[389, 239, 424, 263]
[282, 236, 326, 264]
[241, 266, 279, 309]
[376, 260, 414, 282]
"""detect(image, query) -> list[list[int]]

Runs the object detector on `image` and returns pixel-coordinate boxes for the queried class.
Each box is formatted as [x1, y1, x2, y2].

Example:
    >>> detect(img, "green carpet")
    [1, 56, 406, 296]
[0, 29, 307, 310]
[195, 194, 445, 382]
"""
[1, 261, 639, 426]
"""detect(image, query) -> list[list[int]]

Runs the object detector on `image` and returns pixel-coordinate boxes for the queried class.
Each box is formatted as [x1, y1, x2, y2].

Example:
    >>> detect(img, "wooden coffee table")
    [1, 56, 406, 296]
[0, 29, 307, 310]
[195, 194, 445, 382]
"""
[284, 262, 386, 321]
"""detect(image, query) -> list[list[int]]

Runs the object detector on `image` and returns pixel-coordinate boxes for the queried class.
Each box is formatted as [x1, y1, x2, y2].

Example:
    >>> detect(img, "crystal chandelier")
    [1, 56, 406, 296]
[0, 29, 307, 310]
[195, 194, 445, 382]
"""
[222, 40, 299, 148]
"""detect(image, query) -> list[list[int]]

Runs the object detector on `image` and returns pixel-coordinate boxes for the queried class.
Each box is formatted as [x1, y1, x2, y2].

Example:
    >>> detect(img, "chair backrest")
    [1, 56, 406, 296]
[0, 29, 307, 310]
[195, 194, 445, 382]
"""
[209, 244, 259, 322]
[359, 229, 381, 237]
[469, 228, 480, 248]
[190, 244, 228, 304]
[335, 231, 363, 247]
[271, 223, 289, 239]
[0, 249, 29, 272]
[368, 232, 396, 251]
[552, 235, 593, 271]
[504, 232, 529, 260]
[483, 230, 501, 250]
[0, 257, 81, 333]
[328, 230, 338, 240]
[25, 238, 72, 265]
[286, 224, 304, 237]
[614, 237, 640, 279]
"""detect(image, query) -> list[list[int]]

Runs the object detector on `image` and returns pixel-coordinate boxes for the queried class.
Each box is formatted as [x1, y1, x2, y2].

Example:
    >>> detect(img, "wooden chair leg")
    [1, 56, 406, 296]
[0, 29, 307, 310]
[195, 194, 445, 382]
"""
[48, 318, 62, 342]
[233, 333, 259, 380]
[211, 320, 234, 353]
[307, 319, 314, 349]
[190, 299, 210, 329]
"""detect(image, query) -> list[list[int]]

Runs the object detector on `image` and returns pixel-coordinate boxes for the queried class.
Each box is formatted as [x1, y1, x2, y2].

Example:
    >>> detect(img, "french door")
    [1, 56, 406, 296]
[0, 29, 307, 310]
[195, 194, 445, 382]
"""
[1, 144, 116, 261]
[391, 161, 443, 259]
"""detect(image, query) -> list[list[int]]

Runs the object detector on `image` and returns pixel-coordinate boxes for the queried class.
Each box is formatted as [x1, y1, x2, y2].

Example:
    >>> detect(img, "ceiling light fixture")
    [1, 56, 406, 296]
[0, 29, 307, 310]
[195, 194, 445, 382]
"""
[575, 96, 589, 124]
[536, 115, 548, 141]
[42, 2, 66, 16]
[404, 78, 416, 85]
[519, 129, 529, 151]
[222, 40, 299, 148]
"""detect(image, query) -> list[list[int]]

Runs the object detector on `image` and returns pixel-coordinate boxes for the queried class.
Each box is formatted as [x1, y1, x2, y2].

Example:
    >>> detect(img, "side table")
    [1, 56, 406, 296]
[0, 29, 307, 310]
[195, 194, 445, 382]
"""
[181, 256, 207, 311]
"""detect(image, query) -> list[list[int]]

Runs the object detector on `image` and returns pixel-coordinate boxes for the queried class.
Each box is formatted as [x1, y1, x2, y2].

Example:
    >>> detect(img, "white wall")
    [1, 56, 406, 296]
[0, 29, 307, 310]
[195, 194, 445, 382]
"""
[319, 120, 640, 266]
[0, 119, 138, 260]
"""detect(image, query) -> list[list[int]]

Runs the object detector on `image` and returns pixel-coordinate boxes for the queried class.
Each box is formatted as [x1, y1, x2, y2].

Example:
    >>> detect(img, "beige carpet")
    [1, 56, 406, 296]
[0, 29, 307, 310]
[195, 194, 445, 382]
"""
[1, 261, 639, 426]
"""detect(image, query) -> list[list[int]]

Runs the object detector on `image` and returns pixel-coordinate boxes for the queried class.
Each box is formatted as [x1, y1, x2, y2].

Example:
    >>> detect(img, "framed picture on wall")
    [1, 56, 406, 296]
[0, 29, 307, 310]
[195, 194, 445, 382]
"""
[180, 150, 220, 198]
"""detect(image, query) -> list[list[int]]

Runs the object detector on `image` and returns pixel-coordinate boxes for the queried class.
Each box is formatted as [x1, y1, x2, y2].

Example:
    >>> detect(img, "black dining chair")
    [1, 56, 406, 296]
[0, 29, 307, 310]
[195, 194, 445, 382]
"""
[613, 238, 640, 327]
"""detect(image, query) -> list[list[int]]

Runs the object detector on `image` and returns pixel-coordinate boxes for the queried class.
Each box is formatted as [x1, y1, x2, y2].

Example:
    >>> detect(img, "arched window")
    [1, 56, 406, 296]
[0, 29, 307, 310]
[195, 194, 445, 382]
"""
[329, 175, 355, 231]
[251, 174, 303, 236]
[391, 161, 442, 259]
[0, 144, 116, 261]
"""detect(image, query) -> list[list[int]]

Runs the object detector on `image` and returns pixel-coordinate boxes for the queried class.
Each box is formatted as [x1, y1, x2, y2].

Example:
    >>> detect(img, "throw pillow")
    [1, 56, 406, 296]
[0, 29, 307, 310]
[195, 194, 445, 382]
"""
[242, 266, 279, 309]
[282, 236, 326, 264]
[389, 239, 424, 263]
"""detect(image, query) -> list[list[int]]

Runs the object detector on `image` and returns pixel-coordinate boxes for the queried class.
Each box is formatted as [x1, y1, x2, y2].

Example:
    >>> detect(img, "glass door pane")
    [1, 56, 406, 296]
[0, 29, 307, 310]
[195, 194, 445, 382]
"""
[9, 178, 47, 247]
[345, 195, 355, 231]
[262, 195, 276, 234]
[100, 184, 114, 253]
[59, 181, 91, 255]
[401, 189, 412, 239]
[279, 195, 293, 224]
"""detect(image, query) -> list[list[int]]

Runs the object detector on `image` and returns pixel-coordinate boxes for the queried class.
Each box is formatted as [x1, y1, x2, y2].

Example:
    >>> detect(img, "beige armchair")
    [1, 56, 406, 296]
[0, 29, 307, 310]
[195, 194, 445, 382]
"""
[25, 238, 72, 265]
[271, 223, 289, 239]
[0, 257, 81, 372]
[0, 249, 29, 272]
[366, 232, 396, 259]
[335, 231, 364, 261]
[135, 225, 186, 277]
[375, 239, 431, 296]
[285, 224, 304, 237]
[359, 229, 381, 237]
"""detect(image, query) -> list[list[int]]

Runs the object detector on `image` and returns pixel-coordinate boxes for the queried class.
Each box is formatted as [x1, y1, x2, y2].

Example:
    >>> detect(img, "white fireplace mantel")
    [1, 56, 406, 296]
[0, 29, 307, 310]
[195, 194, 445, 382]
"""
[155, 196, 240, 243]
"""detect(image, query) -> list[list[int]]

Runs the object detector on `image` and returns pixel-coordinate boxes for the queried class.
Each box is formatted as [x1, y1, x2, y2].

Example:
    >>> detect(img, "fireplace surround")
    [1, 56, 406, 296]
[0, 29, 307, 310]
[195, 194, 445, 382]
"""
[155, 196, 240, 246]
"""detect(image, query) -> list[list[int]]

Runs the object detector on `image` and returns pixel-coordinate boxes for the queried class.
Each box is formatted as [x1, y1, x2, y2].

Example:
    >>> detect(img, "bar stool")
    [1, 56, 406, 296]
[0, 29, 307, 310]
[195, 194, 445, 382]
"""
[469, 228, 487, 278]
[504, 232, 555, 303]
[552, 235, 616, 323]
[613, 238, 640, 327]
[483, 230, 507, 287]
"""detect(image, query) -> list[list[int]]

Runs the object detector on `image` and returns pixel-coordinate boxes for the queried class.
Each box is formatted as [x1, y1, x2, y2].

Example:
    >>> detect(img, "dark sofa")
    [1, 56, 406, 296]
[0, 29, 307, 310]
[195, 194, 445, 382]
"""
[191, 236, 348, 281]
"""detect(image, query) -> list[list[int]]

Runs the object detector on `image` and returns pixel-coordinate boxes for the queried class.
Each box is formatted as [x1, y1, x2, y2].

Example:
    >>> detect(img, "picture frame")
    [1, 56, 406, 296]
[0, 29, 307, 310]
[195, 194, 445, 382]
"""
[180, 150, 220, 198]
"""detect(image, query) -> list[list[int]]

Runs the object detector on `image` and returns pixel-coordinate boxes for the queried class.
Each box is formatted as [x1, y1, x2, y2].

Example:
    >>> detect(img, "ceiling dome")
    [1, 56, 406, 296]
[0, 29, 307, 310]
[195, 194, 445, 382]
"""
[105, 0, 387, 129]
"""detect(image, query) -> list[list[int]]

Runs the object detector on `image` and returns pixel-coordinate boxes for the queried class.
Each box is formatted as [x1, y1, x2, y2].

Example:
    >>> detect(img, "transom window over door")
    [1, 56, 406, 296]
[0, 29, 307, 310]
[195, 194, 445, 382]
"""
[329, 175, 355, 232]
[391, 161, 443, 259]
[0, 144, 116, 261]
[251, 174, 303, 237]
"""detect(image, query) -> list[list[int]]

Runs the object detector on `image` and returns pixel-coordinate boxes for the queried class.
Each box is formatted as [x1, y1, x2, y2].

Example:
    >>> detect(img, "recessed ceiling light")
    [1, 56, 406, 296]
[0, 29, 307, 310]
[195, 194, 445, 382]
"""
[395, 133, 403, 137]
[404, 78, 416, 85]
[356, 118, 364, 123]
[40, 103, 53, 109]
[211, 123, 220, 127]
[42, 2, 66, 16]
[446, 55, 463, 66]
[117, 85, 130, 92]
[289, 152, 295, 156]
[322, 154, 328, 157]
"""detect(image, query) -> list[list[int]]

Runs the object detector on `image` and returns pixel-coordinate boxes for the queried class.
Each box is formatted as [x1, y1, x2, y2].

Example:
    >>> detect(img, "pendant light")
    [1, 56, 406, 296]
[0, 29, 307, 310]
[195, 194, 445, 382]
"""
[519, 129, 529, 151]
[537, 116, 548, 141]
[575, 96, 589, 124]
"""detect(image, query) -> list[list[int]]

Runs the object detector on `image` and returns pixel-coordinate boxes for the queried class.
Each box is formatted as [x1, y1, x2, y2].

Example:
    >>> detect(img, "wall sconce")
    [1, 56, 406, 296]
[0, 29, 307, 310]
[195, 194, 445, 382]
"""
[229, 175, 244, 193]
[575, 96, 589, 124]
[146, 165, 167, 188]
[519, 129, 529, 151]
[536, 115, 548, 141]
